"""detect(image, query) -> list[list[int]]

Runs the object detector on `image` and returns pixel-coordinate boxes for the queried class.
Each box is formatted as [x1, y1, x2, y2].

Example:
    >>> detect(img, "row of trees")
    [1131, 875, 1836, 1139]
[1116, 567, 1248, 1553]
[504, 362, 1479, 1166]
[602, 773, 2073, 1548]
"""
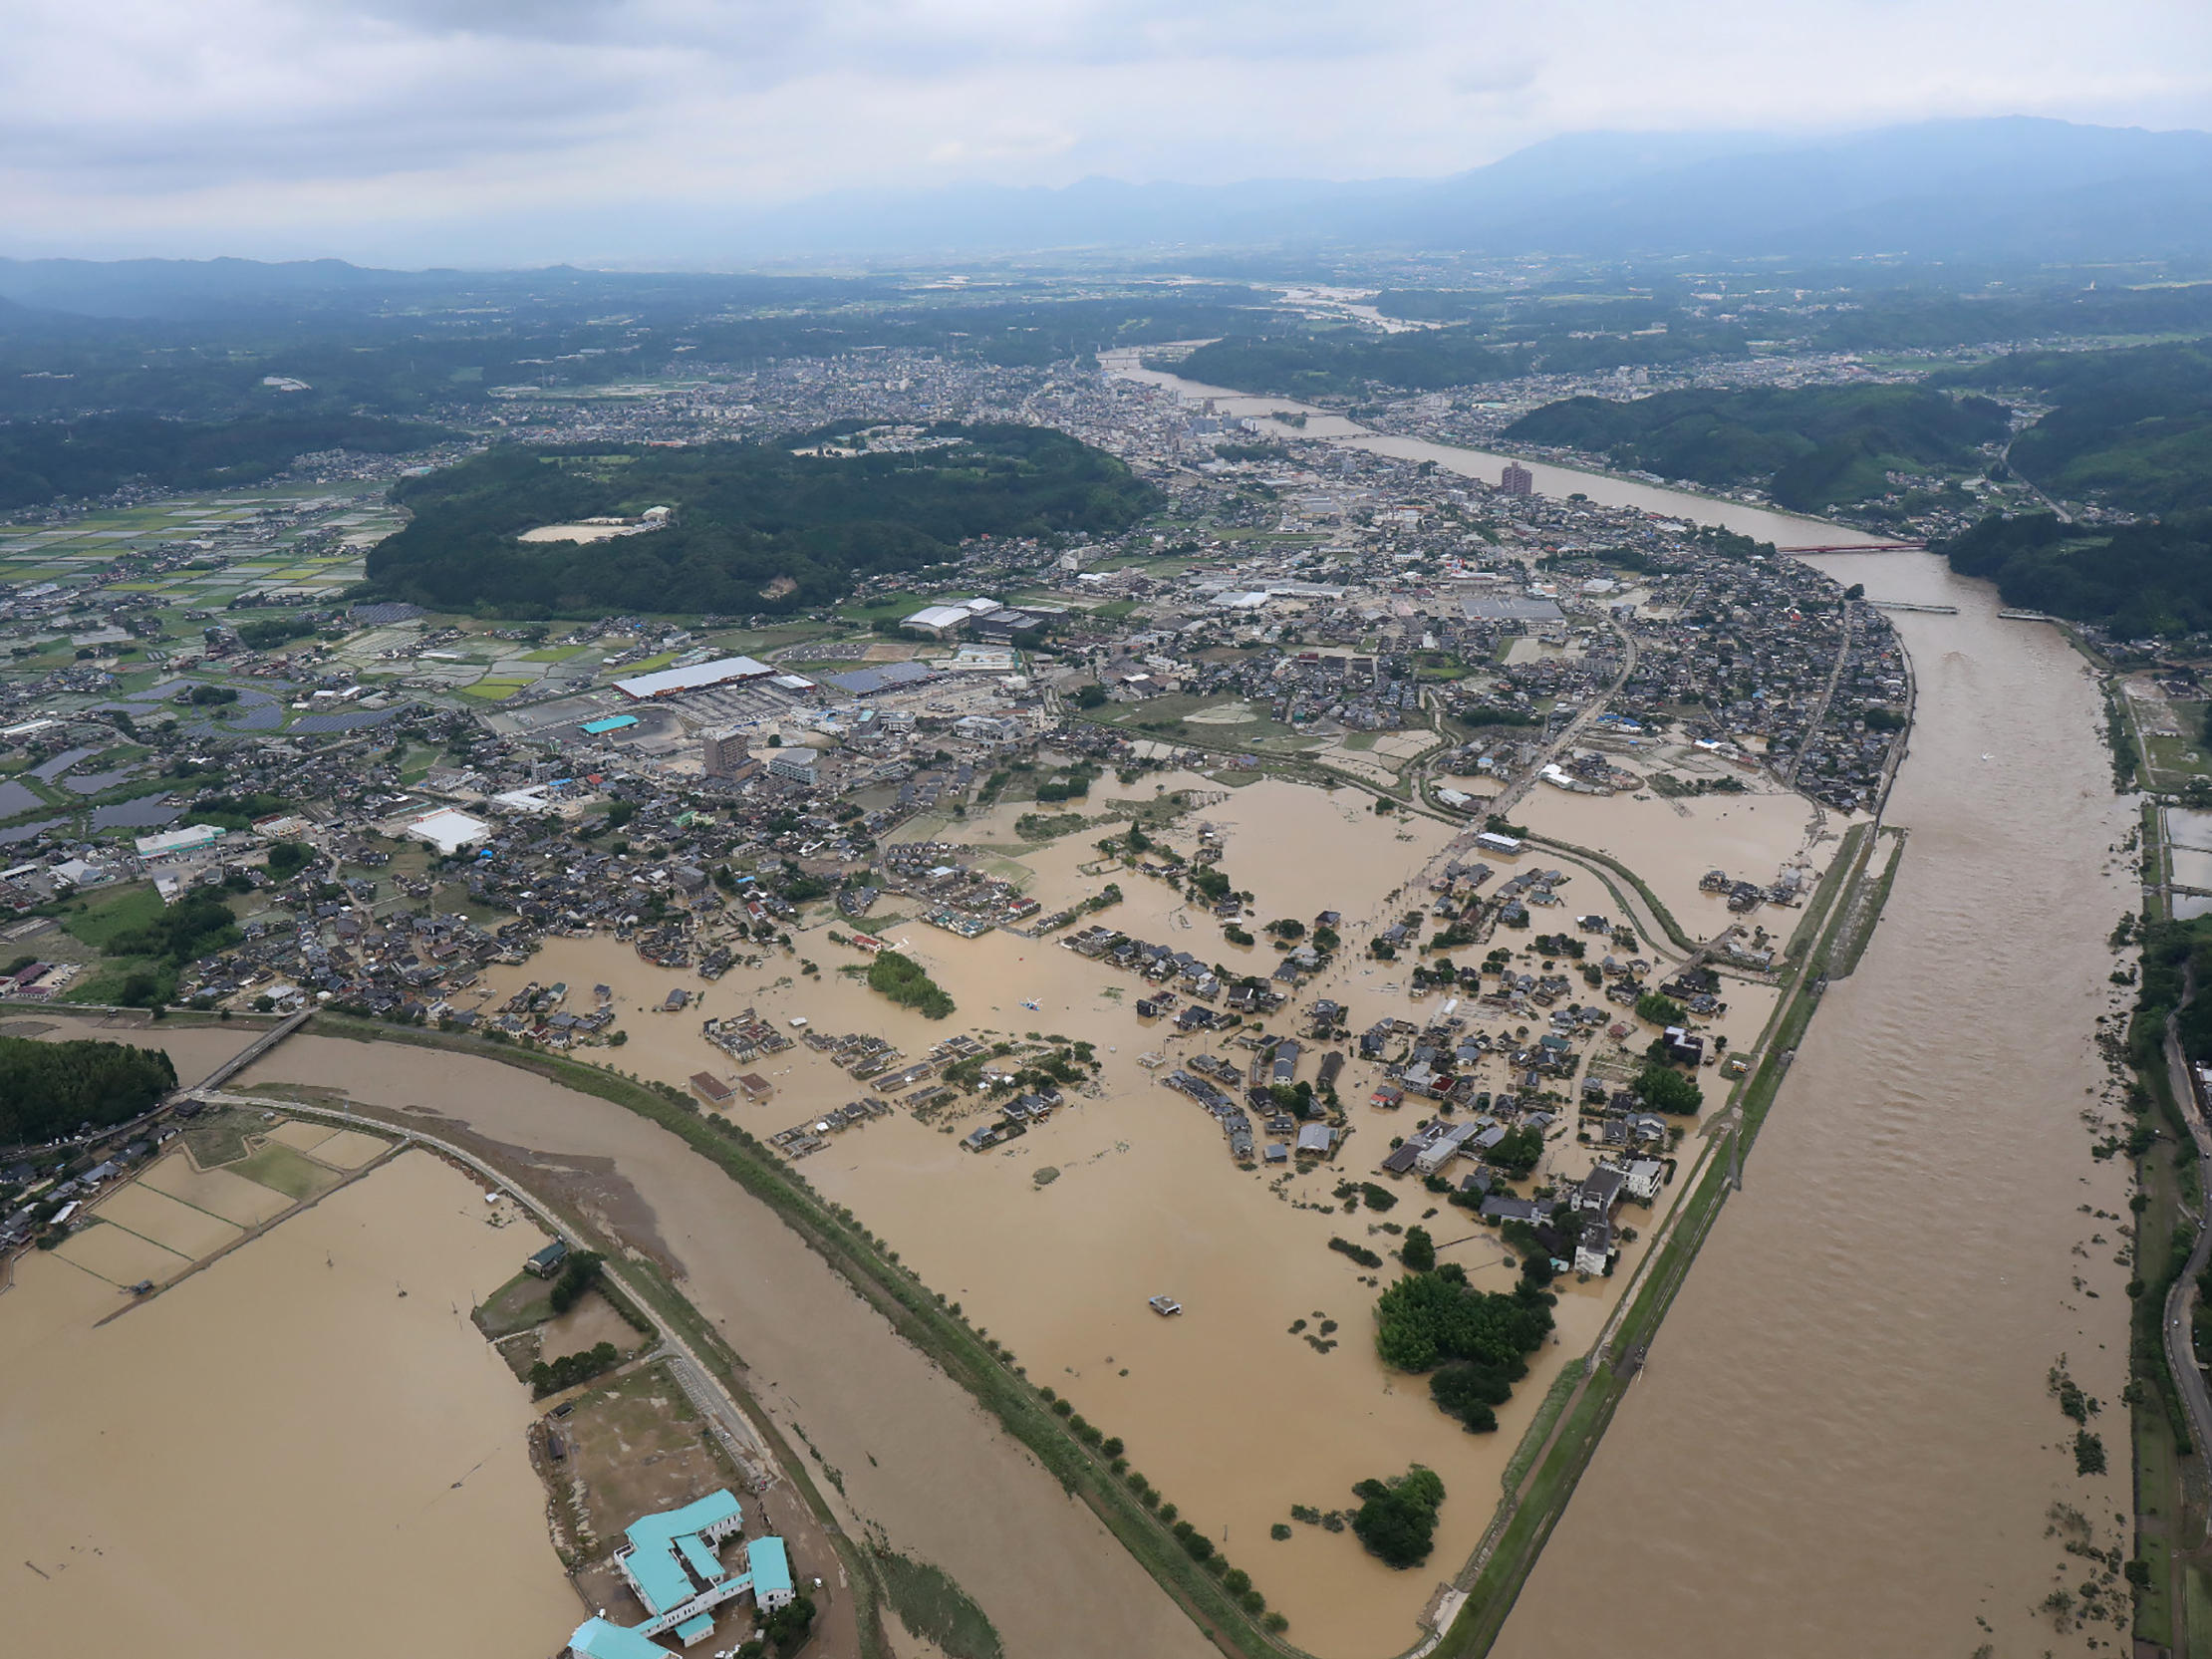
[529, 1340, 620, 1398]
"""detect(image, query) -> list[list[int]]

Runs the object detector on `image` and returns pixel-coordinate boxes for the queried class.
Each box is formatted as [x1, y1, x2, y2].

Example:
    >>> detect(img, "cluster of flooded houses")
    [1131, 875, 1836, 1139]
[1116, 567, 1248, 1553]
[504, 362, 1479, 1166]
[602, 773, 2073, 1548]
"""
[1380, 1113, 1667, 1276]
[767, 1095, 893, 1159]
[492, 979, 622, 1044]
[699, 1008, 796, 1066]
[880, 842, 1042, 935]
[1698, 866, 1803, 914]
[959, 1084, 1069, 1152]
[1060, 923, 1311, 1012]
[1161, 1049, 1338, 1166]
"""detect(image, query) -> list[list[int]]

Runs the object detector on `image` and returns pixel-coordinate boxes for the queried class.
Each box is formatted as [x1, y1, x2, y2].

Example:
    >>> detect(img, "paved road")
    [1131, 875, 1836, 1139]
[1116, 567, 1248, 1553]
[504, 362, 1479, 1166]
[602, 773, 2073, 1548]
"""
[1473, 605, 1641, 822]
[2160, 1012, 2212, 1541]
[1783, 599, 1856, 790]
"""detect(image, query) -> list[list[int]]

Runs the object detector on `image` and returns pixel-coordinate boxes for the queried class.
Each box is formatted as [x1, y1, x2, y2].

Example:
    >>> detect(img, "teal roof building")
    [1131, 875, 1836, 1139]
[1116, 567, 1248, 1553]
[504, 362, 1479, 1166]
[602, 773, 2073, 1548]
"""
[619, 1490, 744, 1617]
[568, 1617, 675, 1659]
[747, 1535, 795, 1611]
[565, 1489, 794, 1656]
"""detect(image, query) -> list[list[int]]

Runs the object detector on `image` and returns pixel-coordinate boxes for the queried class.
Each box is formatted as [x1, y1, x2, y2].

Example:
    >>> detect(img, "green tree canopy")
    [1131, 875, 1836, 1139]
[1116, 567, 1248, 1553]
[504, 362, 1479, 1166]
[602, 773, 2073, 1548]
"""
[0, 1033, 175, 1144]
[1350, 1466, 1447, 1569]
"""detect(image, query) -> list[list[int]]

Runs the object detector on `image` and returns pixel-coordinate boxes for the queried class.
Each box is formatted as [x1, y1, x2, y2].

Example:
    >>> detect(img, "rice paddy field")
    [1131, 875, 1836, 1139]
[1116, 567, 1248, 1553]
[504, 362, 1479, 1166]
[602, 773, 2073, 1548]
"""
[0, 483, 393, 612]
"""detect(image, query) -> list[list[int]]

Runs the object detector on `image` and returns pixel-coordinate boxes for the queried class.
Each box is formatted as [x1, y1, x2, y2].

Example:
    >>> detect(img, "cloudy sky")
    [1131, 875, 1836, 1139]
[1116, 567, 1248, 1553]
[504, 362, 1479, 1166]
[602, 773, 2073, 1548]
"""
[7, 0, 2210, 263]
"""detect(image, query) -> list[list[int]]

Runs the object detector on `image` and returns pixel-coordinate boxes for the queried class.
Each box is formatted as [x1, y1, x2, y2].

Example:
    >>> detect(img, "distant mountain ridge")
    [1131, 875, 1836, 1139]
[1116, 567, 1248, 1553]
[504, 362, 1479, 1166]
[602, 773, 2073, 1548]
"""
[714, 117, 2212, 261]
[2, 117, 2207, 289]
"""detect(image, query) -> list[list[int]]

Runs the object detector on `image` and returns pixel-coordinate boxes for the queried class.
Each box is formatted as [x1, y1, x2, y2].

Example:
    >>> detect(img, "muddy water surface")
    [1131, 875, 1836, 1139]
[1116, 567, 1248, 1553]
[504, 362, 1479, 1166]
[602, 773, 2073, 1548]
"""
[0, 1149, 575, 1659]
[3, 1012, 262, 1087]
[1497, 554, 2136, 1657]
[238, 1036, 1221, 1659]
[319, 774, 1747, 1654]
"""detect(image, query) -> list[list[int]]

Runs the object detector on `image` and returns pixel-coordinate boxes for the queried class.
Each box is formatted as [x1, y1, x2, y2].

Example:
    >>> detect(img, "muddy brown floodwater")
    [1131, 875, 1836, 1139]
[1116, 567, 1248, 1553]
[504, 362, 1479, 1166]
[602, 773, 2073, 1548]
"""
[1498, 553, 2137, 1658]
[1, 1011, 263, 1088]
[0, 1148, 576, 1659]
[251, 769, 1820, 1655]
[238, 1035, 1224, 1659]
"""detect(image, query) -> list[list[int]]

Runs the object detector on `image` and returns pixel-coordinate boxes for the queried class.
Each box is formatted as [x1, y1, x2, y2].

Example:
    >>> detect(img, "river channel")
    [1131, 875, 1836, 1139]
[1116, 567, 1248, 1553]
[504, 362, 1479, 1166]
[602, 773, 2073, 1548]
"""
[1095, 349, 1893, 551]
[1106, 349, 2137, 1651]
[1498, 553, 2135, 1656]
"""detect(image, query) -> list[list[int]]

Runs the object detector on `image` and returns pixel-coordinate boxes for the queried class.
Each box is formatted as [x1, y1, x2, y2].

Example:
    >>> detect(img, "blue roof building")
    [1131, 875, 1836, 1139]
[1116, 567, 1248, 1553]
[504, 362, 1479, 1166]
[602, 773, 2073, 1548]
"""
[568, 1617, 675, 1659]
[747, 1535, 795, 1611]
[619, 1491, 744, 1617]
[567, 1490, 795, 1657]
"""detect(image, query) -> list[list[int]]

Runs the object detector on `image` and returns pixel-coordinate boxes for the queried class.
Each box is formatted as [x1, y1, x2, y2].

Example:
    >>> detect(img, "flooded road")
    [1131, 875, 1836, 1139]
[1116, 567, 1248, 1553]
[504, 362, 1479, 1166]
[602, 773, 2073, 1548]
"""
[1497, 553, 2136, 1657]
[0, 1148, 575, 1659]
[1097, 350, 1895, 552]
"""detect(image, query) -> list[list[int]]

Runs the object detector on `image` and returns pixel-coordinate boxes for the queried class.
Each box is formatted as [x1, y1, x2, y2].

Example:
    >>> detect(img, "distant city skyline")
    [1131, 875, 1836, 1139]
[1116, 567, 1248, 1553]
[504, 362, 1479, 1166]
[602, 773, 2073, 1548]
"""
[4, 0, 2210, 262]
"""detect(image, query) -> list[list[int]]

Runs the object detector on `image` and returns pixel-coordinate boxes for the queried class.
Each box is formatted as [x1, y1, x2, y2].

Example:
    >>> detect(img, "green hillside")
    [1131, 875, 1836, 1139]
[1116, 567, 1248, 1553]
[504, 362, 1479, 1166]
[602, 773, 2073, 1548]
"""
[1503, 384, 2010, 511]
[0, 413, 449, 510]
[1938, 511, 2212, 637]
[1940, 339, 2212, 514]
[1166, 314, 1747, 399]
[366, 423, 1154, 616]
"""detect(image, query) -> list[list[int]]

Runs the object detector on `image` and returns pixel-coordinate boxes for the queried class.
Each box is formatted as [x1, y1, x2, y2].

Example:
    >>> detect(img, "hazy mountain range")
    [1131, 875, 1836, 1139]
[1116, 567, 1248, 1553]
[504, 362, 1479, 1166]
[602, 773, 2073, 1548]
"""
[0, 117, 2206, 308]
[725, 118, 2212, 262]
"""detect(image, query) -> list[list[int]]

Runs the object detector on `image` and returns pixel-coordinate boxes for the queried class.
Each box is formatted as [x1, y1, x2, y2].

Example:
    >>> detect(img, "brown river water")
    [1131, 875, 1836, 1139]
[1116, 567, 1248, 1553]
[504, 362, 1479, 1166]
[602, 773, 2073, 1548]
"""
[233, 766, 1850, 1656]
[2, 563, 2123, 1652]
[1095, 350, 1892, 552]
[1498, 552, 2137, 1658]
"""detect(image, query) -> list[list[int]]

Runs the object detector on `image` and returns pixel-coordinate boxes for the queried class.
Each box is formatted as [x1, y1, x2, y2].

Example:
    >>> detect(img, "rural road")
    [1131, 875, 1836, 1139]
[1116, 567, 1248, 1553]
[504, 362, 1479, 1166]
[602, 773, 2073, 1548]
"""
[2160, 1011, 2212, 1523]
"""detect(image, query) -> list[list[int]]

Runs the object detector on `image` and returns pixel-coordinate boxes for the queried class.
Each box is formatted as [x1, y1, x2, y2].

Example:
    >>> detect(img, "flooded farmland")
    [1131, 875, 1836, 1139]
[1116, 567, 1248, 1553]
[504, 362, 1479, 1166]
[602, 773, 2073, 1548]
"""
[235, 1034, 1225, 1659]
[0, 1147, 576, 1659]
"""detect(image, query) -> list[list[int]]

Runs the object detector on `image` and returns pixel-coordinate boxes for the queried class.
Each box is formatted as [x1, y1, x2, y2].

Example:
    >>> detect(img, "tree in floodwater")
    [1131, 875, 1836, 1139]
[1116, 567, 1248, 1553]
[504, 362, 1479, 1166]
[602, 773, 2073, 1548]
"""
[1351, 1466, 1446, 1568]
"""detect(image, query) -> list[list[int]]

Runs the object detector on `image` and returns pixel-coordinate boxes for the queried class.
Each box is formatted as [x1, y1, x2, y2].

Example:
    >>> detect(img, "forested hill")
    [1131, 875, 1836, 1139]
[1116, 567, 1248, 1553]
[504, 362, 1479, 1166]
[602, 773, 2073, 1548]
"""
[366, 423, 1154, 615]
[0, 1033, 176, 1146]
[1167, 312, 1749, 400]
[1502, 385, 2010, 512]
[1936, 339, 2212, 516]
[1937, 512, 2212, 638]
[0, 414, 451, 512]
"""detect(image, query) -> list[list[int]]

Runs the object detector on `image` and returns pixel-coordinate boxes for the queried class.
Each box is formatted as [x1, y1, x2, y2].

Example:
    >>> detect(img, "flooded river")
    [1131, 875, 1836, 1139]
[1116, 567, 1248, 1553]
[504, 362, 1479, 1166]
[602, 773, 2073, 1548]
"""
[1090, 360, 2130, 1652]
[236, 770, 1749, 1656]
[1498, 553, 2136, 1657]
[1097, 350, 1895, 552]
[238, 1034, 1224, 1659]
